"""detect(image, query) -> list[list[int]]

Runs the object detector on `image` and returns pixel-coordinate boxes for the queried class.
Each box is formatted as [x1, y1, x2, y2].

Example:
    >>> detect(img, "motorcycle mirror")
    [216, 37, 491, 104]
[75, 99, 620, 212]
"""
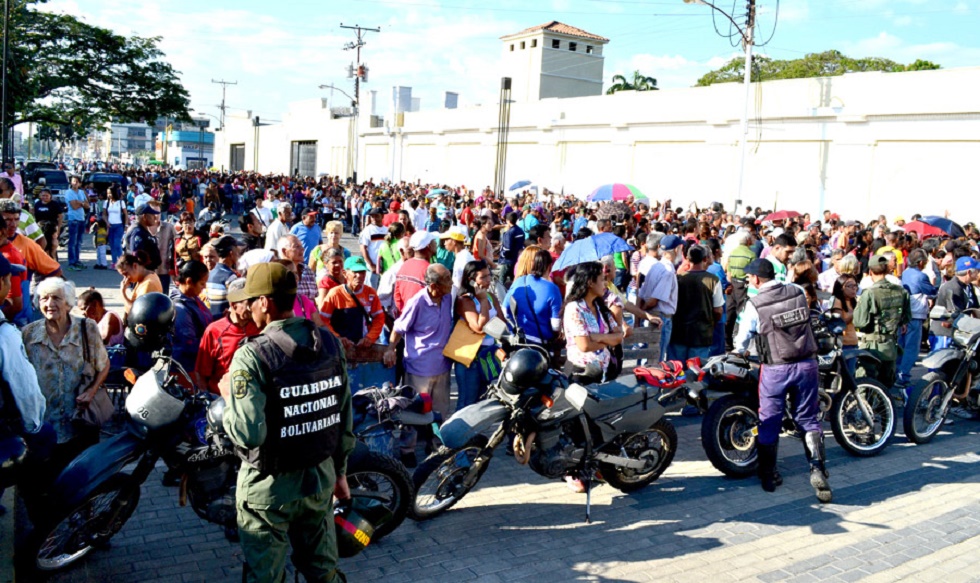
[483, 317, 508, 340]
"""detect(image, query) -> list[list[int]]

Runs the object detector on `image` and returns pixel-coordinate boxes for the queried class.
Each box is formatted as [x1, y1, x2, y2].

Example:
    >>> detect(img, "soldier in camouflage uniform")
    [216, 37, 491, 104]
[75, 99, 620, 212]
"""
[853, 255, 911, 399]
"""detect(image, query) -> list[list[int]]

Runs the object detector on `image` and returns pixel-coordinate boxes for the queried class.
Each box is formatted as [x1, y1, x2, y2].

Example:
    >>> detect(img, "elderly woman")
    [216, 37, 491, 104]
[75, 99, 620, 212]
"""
[23, 278, 109, 465]
[308, 220, 350, 280]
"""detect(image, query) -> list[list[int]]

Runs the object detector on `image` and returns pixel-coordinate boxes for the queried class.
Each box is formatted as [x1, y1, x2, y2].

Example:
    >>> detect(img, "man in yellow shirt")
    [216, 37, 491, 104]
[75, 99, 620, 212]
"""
[875, 232, 905, 277]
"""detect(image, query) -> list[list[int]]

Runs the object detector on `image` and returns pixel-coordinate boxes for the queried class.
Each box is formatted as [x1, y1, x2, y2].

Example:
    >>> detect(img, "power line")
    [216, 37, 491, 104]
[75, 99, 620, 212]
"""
[211, 79, 237, 130]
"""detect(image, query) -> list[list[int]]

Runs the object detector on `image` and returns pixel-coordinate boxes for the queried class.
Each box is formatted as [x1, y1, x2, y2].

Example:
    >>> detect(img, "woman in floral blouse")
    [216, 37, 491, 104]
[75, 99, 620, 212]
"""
[562, 262, 624, 384]
[23, 278, 109, 466]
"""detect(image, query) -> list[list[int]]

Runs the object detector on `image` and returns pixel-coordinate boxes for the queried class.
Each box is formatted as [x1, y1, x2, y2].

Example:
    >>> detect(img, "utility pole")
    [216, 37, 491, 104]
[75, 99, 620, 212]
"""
[1, 0, 10, 164]
[735, 0, 756, 211]
[211, 79, 237, 130]
[340, 23, 380, 183]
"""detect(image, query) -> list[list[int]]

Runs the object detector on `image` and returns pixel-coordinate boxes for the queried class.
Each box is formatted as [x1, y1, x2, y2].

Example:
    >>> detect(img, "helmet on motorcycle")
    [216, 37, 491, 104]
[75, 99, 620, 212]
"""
[125, 292, 175, 351]
[500, 349, 549, 395]
[206, 397, 227, 433]
[334, 498, 386, 558]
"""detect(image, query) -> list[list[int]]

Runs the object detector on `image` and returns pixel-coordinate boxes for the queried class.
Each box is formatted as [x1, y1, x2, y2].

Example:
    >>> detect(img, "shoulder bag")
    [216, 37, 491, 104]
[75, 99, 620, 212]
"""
[73, 317, 115, 428]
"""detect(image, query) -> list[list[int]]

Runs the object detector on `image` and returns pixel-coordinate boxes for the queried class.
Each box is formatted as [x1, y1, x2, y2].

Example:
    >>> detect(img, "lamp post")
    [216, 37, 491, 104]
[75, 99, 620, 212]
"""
[319, 83, 357, 182]
[683, 0, 756, 209]
[1, 0, 10, 164]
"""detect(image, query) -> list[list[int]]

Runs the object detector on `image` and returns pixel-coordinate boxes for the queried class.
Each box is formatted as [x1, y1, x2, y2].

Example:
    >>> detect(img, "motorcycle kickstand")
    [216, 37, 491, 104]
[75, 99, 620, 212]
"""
[584, 476, 593, 524]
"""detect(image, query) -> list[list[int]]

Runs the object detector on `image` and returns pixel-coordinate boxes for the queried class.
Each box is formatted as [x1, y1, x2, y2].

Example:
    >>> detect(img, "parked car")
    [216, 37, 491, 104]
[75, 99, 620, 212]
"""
[31, 170, 71, 204]
[81, 172, 126, 196]
[24, 161, 58, 189]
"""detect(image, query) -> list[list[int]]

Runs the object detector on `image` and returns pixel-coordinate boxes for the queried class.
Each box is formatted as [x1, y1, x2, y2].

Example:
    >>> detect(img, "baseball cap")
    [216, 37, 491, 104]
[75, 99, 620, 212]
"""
[390, 201, 401, 212]
[0, 254, 26, 277]
[660, 234, 683, 251]
[366, 207, 384, 216]
[955, 256, 978, 274]
[138, 204, 160, 215]
[440, 226, 467, 242]
[212, 235, 242, 256]
[870, 255, 890, 269]
[344, 256, 369, 272]
[409, 230, 436, 251]
[305, 209, 318, 216]
[744, 258, 776, 279]
[226, 277, 249, 304]
[242, 262, 296, 300]
[894, 216, 906, 223]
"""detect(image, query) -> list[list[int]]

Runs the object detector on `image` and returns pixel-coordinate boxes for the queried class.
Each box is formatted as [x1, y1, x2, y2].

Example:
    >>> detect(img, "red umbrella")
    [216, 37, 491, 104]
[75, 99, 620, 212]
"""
[762, 210, 802, 222]
[903, 220, 946, 239]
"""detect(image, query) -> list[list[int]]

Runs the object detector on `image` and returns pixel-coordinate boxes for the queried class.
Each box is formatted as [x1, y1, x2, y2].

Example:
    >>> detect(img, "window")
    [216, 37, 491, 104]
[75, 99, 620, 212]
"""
[510, 44, 514, 52]
[569, 42, 577, 52]
[586, 45, 594, 54]
[552, 39, 560, 49]
[531, 39, 537, 48]
[290, 141, 317, 178]
[520, 41, 525, 49]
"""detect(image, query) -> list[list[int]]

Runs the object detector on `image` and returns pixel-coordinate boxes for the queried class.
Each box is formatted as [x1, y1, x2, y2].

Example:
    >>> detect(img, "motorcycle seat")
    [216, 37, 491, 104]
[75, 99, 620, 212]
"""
[583, 379, 651, 416]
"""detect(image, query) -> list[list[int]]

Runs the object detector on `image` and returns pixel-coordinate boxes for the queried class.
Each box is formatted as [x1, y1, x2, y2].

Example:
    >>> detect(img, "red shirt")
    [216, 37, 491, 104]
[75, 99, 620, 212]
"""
[382, 212, 400, 227]
[460, 207, 474, 227]
[0, 242, 25, 300]
[393, 258, 430, 315]
[194, 316, 259, 394]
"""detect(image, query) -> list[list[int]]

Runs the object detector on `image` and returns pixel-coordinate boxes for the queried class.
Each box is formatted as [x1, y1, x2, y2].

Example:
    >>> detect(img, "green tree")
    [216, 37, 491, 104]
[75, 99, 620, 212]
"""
[607, 70, 659, 94]
[696, 50, 942, 86]
[2, 1, 191, 133]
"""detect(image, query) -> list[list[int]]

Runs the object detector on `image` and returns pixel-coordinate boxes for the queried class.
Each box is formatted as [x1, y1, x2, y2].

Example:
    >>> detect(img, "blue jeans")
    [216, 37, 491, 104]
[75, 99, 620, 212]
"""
[710, 320, 726, 357]
[659, 316, 673, 363]
[108, 223, 124, 264]
[842, 345, 859, 378]
[454, 345, 498, 410]
[897, 319, 924, 385]
[758, 359, 821, 445]
[67, 220, 85, 265]
[666, 344, 711, 367]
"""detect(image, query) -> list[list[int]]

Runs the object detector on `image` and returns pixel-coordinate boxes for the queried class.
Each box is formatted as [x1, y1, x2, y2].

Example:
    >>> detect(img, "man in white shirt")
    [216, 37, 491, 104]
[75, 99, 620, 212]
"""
[817, 248, 845, 292]
[264, 202, 293, 252]
[359, 207, 388, 289]
[442, 226, 473, 294]
[252, 197, 273, 230]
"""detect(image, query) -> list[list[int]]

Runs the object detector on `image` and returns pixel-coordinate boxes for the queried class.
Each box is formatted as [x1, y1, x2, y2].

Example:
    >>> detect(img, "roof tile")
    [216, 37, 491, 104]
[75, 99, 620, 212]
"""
[503, 21, 609, 42]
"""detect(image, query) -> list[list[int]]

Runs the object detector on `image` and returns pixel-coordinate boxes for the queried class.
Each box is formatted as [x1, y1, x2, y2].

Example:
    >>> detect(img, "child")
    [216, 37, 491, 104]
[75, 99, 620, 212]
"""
[91, 218, 109, 270]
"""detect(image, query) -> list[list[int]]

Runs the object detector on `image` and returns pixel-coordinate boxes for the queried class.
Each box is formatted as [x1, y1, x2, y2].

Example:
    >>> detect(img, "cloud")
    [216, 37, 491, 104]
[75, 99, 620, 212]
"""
[842, 31, 980, 68]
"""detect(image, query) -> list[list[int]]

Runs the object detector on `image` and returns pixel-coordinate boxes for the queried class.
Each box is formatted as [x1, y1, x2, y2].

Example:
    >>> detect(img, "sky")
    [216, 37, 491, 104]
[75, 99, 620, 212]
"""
[40, 0, 980, 122]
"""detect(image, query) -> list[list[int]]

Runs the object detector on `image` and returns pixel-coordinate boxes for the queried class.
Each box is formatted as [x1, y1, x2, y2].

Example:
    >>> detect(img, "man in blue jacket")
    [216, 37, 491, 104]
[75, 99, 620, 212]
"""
[898, 248, 938, 393]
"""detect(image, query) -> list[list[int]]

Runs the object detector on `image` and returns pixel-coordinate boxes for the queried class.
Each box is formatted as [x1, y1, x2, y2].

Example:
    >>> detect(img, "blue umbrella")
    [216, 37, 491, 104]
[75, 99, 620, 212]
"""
[509, 180, 533, 191]
[426, 188, 449, 199]
[919, 216, 964, 238]
[552, 233, 633, 272]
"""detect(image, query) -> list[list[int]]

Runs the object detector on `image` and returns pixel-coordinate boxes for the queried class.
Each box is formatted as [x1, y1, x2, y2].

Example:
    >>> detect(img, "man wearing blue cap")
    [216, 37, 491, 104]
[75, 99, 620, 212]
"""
[930, 255, 980, 351]
[854, 254, 911, 399]
[734, 258, 831, 502]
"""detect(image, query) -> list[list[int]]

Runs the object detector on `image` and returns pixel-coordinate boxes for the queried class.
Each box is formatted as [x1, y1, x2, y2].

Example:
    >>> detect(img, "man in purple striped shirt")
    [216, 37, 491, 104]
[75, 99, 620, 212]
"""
[384, 264, 454, 417]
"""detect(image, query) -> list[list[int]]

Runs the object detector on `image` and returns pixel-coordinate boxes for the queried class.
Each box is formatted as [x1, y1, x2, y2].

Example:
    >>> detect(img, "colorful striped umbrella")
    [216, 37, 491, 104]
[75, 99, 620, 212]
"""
[587, 183, 648, 202]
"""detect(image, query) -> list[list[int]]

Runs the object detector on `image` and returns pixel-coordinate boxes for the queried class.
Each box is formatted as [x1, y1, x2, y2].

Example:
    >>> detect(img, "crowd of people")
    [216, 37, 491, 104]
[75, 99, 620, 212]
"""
[2, 161, 980, 579]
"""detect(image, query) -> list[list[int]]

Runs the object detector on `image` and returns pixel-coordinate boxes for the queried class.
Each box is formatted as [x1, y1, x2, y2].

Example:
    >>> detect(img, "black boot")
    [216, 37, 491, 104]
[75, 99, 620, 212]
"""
[804, 431, 833, 503]
[757, 442, 782, 492]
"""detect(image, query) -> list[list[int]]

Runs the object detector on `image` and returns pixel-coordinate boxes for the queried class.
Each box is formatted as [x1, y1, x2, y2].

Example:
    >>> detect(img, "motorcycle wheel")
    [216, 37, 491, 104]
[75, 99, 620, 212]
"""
[346, 450, 414, 540]
[34, 473, 141, 572]
[600, 419, 678, 493]
[830, 378, 895, 457]
[701, 395, 759, 478]
[903, 372, 950, 445]
[409, 435, 489, 521]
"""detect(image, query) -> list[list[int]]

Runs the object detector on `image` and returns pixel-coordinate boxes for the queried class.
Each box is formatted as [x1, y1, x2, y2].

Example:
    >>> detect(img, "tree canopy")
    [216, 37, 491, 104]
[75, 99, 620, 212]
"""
[607, 70, 659, 94]
[3, 0, 191, 135]
[696, 50, 941, 86]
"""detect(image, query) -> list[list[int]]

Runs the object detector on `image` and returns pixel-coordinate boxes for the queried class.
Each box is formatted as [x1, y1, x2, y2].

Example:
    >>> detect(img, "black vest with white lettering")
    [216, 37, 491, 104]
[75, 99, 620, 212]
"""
[241, 321, 346, 475]
[749, 283, 817, 365]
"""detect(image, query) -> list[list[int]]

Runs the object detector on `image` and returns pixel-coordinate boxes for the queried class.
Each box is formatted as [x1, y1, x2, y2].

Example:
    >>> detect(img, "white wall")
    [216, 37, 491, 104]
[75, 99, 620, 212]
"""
[214, 66, 980, 222]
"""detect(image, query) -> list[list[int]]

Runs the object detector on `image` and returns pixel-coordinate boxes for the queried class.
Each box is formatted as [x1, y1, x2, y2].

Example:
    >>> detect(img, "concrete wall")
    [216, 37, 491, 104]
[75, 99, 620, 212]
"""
[214, 66, 980, 221]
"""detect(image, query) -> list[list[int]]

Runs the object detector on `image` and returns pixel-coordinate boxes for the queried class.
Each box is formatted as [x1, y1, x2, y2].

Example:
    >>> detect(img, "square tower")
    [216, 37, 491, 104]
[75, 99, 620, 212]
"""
[500, 21, 609, 102]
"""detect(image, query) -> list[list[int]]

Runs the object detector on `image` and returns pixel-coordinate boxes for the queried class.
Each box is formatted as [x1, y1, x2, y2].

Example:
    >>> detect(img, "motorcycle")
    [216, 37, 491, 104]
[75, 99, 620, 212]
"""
[410, 318, 687, 523]
[903, 307, 980, 444]
[30, 350, 413, 572]
[696, 312, 895, 479]
[354, 382, 439, 468]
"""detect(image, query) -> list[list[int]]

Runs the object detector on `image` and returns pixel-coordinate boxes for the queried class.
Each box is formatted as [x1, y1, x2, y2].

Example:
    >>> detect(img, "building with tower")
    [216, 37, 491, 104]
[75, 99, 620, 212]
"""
[500, 21, 609, 102]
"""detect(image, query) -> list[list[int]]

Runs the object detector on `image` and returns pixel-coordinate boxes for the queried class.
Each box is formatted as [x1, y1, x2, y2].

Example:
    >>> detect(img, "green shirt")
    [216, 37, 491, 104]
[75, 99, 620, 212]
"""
[435, 246, 455, 271]
[727, 245, 756, 281]
[224, 318, 355, 506]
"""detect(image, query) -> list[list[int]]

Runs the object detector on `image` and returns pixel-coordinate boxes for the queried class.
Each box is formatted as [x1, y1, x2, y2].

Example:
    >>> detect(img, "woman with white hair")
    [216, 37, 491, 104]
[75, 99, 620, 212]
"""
[22, 277, 109, 465]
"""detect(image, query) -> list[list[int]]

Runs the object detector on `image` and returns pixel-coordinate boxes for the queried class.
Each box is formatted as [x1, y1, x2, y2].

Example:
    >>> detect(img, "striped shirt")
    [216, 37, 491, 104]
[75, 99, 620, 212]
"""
[19, 210, 43, 243]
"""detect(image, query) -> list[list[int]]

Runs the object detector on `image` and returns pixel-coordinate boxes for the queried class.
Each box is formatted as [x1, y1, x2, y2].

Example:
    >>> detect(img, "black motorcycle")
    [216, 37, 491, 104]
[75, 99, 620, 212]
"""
[354, 382, 439, 468]
[30, 352, 412, 572]
[410, 319, 684, 523]
[903, 307, 980, 444]
[696, 313, 895, 478]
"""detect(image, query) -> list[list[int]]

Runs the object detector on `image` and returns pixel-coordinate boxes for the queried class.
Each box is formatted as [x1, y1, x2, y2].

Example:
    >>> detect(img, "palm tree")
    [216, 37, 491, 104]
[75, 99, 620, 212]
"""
[606, 70, 659, 94]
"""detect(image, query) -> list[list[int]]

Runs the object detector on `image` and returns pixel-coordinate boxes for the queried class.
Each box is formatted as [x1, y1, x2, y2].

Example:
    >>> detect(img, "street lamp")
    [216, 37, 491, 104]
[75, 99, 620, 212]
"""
[684, 0, 757, 210]
[319, 83, 358, 183]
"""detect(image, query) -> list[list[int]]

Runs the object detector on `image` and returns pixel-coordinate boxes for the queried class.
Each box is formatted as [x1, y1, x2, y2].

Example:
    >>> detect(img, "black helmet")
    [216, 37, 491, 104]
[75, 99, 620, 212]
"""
[207, 397, 226, 433]
[125, 292, 175, 351]
[334, 498, 385, 558]
[500, 349, 549, 395]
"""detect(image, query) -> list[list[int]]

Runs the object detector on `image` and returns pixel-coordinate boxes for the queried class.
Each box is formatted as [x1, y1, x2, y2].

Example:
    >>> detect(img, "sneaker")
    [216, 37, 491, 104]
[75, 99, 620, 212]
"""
[950, 406, 977, 420]
[93, 265, 107, 270]
[67, 264, 81, 271]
